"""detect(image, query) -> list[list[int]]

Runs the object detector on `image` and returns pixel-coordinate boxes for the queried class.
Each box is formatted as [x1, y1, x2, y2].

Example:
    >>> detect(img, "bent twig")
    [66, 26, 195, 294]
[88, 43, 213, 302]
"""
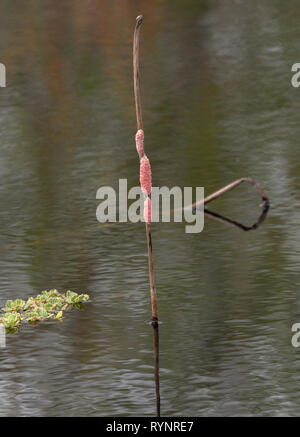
[192, 177, 269, 210]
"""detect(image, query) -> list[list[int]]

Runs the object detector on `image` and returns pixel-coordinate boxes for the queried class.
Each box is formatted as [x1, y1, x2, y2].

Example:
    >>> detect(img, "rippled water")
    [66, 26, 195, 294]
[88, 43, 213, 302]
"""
[1, 0, 300, 416]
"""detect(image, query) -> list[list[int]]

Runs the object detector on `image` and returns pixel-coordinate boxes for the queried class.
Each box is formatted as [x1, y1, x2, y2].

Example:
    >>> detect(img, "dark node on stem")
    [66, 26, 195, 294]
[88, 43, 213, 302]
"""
[151, 318, 159, 327]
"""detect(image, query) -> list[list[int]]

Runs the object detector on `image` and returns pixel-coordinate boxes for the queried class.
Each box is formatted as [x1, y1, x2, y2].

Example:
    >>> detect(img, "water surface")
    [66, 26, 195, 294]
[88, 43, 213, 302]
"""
[0, 0, 300, 416]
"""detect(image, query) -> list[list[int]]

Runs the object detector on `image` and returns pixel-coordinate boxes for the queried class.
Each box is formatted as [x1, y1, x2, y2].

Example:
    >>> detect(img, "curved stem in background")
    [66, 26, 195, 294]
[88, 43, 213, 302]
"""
[192, 177, 269, 210]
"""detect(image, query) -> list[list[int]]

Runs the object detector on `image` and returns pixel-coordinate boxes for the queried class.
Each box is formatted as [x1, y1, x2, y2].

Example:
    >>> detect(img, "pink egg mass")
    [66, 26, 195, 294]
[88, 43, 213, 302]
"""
[140, 155, 152, 195]
[135, 129, 144, 157]
[144, 197, 151, 224]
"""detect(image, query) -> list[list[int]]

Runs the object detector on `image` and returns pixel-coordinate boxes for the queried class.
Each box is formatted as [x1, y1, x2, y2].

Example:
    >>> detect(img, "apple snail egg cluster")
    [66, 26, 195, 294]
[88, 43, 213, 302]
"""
[135, 129, 152, 223]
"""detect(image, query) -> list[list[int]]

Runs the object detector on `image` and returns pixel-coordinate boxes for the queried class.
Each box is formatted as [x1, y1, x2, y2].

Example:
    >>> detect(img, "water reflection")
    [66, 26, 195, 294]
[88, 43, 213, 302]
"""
[204, 202, 270, 232]
[0, 0, 300, 417]
[152, 322, 160, 417]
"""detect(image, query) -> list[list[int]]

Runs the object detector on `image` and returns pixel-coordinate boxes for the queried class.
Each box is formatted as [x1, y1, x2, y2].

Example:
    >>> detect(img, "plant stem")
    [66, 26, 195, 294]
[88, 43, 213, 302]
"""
[153, 321, 160, 417]
[133, 15, 160, 417]
[133, 15, 143, 131]
[133, 15, 158, 323]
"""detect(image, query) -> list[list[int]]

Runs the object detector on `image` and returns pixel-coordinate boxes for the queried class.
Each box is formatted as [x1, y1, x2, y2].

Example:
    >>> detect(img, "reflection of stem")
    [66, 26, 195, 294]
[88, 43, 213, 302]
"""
[133, 15, 160, 416]
[204, 202, 270, 232]
[152, 322, 160, 417]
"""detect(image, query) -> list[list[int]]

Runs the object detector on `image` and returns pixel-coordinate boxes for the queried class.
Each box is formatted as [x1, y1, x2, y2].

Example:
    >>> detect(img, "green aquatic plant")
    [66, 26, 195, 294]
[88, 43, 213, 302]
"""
[0, 289, 90, 333]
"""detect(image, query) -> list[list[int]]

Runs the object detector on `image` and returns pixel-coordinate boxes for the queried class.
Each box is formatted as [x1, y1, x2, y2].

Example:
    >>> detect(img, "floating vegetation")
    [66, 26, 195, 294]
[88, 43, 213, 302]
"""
[0, 289, 90, 333]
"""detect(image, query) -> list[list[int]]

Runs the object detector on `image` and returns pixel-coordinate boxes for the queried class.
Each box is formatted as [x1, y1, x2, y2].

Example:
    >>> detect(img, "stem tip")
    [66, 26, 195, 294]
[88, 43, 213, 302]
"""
[136, 15, 143, 26]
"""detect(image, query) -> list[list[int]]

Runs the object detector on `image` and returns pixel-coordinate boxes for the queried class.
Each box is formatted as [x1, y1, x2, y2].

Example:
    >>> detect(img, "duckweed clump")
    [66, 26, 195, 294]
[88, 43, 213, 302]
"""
[0, 289, 90, 333]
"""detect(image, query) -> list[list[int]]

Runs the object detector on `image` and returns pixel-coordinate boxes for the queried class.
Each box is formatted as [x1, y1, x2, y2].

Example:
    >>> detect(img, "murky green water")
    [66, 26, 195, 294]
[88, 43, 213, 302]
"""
[1, 0, 300, 416]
